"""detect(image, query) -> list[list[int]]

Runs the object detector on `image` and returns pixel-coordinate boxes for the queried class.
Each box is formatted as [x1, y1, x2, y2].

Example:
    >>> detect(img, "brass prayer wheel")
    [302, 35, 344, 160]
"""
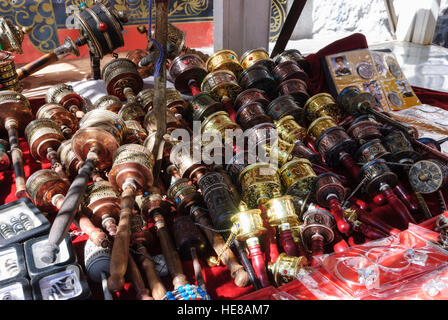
[304, 93, 344, 124]
[238, 64, 277, 99]
[201, 111, 241, 146]
[36, 103, 78, 137]
[83, 180, 120, 234]
[92, 95, 122, 113]
[102, 58, 143, 100]
[265, 195, 300, 227]
[234, 88, 270, 112]
[58, 139, 82, 178]
[118, 102, 145, 122]
[268, 253, 308, 287]
[167, 178, 202, 215]
[382, 130, 420, 164]
[240, 48, 270, 70]
[201, 70, 242, 102]
[205, 49, 243, 78]
[273, 60, 308, 83]
[46, 83, 85, 115]
[25, 119, 65, 161]
[108, 144, 154, 193]
[313, 173, 346, 207]
[25, 169, 69, 211]
[307, 116, 337, 141]
[138, 88, 188, 115]
[231, 202, 266, 241]
[165, 23, 187, 57]
[274, 115, 307, 144]
[277, 79, 309, 107]
[266, 95, 306, 125]
[72, 110, 126, 170]
[0, 51, 21, 92]
[169, 54, 207, 94]
[239, 163, 282, 208]
[144, 108, 183, 134]
[0, 17, 30, 54]
[358, 159, 398, 195]
[259, 136, 294, 167]
[356, 139, 391, 163]
[190, 92, 225, 121]
[408, 159, 448, 194]
[235, 102, 272, 130]
[279, 158, 316, 195]
[124, 120, 147, 144]
[274, 49, 309, 71]
[347, 115, 382, 143]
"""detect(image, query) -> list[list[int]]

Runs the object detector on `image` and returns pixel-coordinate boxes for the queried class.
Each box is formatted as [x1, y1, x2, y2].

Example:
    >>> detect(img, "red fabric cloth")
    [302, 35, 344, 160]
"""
[2, 33, 448, 300]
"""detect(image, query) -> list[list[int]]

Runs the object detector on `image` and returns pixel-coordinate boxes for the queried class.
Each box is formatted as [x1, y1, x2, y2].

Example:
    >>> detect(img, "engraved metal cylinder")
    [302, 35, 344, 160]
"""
[235, 101, 272, 130]
[169, 54, 207, 94]
[273, 60, 308, 83]
[190, 92, 225, 121]
[25, 119, 65, 160]
[201, 111, 240, 146]
[277, 79, 309, 107]
[231, 204, 266, 241]
[274, 49, 309, 70]
[0, 51, 21, 92]
[238, 64, 277, 99]
[26, 169, 69, 210]
[83, 180, 121, 227]
[313, 172, 346, 207]
[307, 116, 338, 141]
[304, 93, 344, 124]
[266, 95, 305, 125]
[359, 159, 398, 195]
[58, 139, 82, 177]
[268, 253, 308, 287]
[0, 90, 33, 133]
[46, 83, 84, 110]
[167, 178, 202, 215]
[124, 120, 147, 144]
[205, 49, 243, 78]
[382, 130, 420, 164]
[201, 70, 242, 102]
[240, 48, 270, 70]
[275, 115, 307, 144]
[357, 139, 391, 163]
[92, 95, 122, 113]
[347, 115, 382, 142]
[265, 195, 299, 227]
[102, 58, 143, 100]
[279, 158, 316, 196]
[234, 88, 270, 112]
[36, 103, 78, 134]
[302, 207, 335, 246]
[314, 126, 357, 168]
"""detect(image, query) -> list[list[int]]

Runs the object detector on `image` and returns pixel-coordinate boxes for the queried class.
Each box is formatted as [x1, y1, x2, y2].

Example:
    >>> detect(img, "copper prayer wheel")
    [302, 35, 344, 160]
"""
[277, 79, 309, 107]
[201, 111, 241, 146]
[265, 195, 300, 227]
[274, 115, 307, 144]
[307, 116, 337, 141]
[102, 58, 143, 100]
[25, 119, 65, 161]
[268, 253, 308, 287]
[169, 54, 207, 94]
[235, 102, 272, 130]
[274, 49, 309, 72]
[238, 64, 277, 99]
[173, 215, 208, 260]
[25, 169, 69, 212]
[201, 70, 242, 102]
[126, 49, 154, 78]
[240, 48, 270, 70]
[108, 144, 154, 193]
[83, 180, 120, 235]
[357, 139, 391, 163]
[347, 115, 382, 142]
[304, 93, 344, 124]
[73, 110, 126, 170]
[279, 158, 316, 196]
[205, 49, 243, 78]
[239, 163, 282, 208]
[313, 173, 346, 207]
[231, 203, 266, 241]
[36, 103, 78, 137]
[0, 51, 21, 92]
[382, 130, 420, 164]
[314, 125, 357, 168]
[124, 120, 147, 144]
[234, 88, 270, 112]
[0, 90, 33, 197]
[408, 159, 448, 194]
[266, 95, 305, 125]
[46, 83, 85, 118]
[0, 139, 9, 171]
[190, 92, 225, 121]
[58, 139, 82, 178]
[0, 18, 31, 54]
[167, 178, 202, 215]
[273, 60, 308, 83]
[301, 206, 335, 251]
[92, 95, 122, 113]
[359, 159, 398, 195]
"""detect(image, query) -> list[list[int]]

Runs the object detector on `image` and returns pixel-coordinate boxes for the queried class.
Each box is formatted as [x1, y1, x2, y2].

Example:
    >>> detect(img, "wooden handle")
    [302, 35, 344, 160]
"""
[382, 185, 416, 228]
[126, 253, 153, 300]
[108, 187, 135, 292]
[247, 239, 270, 288]
[194, 214, 249, 287]
[394, 182, 419, 213]
[17, 52, 58, 80]
[278, 228, 298, 257]
[78, 213, 109, 248]
[6, 122, 26, 198]
[136, 245, 166, 300]
[328, 197, 351, 235]
[154, 213, 188, 289]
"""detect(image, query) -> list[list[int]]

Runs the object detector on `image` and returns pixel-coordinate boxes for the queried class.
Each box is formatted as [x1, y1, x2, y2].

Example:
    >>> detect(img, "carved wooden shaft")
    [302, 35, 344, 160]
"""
[328, 197, 351, 235]
[355, 222, 387, 240]
[339, 153, 361, 182]
[355, 205, 401, 236]
[135, 245, 166, 300]
[153, 213, 188, 289]
[394, 182, 419, 213]
[246, 237, 270, 288]
[16, 52, 58, 80]
[108, 186, 136, 292]
[381, 184, 416, 228]
[278, 226, 298, 257]
[310, 234, 325, 267]
[234, 239, 261, 290]
[192, 211, 249, 287]
[126, 253, 153, 300]
[77, 213, 109, 248]
[5, 119, 26, 198]
[38, 158, 95, 264]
